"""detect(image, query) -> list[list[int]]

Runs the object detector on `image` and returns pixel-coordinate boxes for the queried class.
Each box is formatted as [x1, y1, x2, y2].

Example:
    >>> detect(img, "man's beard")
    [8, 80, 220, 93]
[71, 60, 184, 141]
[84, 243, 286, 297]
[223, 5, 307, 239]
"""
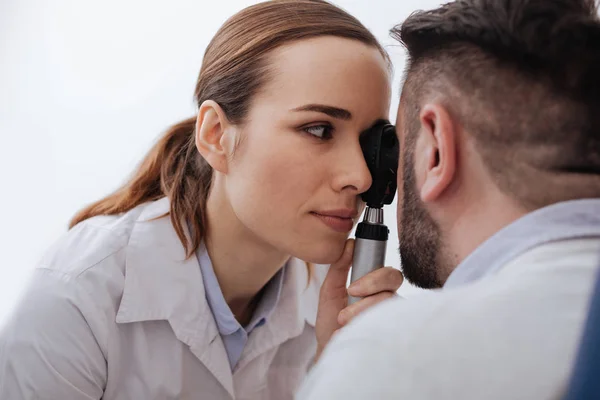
[398, 148, 446, 289]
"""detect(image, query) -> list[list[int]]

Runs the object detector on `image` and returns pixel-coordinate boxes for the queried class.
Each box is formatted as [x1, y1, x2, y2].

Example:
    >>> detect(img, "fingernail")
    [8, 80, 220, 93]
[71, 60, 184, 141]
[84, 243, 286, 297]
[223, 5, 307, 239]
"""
[345, 241, 354, 255]
[348, 281, 361, 294]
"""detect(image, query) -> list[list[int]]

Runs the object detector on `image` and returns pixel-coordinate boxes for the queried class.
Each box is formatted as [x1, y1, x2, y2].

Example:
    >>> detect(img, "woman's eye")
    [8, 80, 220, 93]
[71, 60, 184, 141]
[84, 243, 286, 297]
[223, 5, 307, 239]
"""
[303, 124, 333, 140]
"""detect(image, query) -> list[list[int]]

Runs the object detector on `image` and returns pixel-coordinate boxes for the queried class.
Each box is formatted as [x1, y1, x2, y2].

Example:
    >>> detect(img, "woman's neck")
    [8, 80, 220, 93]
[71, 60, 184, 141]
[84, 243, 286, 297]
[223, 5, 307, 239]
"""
[204, 190, 290, 324]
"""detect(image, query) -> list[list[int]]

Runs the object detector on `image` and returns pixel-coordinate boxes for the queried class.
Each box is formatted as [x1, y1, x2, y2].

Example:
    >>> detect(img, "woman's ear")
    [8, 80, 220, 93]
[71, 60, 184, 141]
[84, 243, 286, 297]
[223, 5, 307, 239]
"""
[195, 100, 235, 173]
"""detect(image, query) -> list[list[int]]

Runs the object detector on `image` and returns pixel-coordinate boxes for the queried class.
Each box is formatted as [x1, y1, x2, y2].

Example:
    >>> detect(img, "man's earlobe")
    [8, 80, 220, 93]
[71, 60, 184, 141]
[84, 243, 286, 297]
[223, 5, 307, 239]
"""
[195, 100, 232, 173]
[419, 104, 457, 202]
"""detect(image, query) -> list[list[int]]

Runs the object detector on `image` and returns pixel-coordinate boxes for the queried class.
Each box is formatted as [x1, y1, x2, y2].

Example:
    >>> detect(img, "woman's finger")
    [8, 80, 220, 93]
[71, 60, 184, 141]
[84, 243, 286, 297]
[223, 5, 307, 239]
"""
[321, 239, 355, 298]
[347, 267, 403, 297]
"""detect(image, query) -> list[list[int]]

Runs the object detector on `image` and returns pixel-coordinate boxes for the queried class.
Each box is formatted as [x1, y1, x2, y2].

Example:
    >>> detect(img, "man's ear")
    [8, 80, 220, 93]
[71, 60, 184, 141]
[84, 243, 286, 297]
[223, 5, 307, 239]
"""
[417, 103, 458, 202]
[195, 100, 234, 173]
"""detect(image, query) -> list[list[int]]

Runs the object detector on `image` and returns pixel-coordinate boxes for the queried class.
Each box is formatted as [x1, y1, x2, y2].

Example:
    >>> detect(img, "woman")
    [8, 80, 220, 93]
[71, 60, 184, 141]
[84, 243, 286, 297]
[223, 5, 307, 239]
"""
[0, 1, 402, 399]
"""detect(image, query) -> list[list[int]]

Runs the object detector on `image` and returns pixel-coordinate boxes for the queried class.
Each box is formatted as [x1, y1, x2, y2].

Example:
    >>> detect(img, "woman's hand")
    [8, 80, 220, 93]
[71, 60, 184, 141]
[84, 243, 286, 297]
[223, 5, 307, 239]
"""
[314, 239, 403, 361]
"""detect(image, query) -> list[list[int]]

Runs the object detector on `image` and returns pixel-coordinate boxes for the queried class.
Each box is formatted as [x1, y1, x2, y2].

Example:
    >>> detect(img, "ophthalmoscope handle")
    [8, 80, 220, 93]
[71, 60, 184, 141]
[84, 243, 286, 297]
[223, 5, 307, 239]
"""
[348, 207, 388, 305]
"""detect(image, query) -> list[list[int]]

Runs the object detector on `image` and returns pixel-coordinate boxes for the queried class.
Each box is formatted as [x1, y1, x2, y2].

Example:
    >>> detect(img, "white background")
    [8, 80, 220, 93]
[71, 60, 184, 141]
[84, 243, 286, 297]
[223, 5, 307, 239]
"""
[0, 0, 441, 327]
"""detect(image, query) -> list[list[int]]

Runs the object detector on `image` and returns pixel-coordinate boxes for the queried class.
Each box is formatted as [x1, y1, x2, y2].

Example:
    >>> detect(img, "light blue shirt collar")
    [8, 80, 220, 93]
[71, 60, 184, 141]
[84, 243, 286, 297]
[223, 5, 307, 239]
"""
[197, 243, 285, 368]
[444, 199, 600, 288]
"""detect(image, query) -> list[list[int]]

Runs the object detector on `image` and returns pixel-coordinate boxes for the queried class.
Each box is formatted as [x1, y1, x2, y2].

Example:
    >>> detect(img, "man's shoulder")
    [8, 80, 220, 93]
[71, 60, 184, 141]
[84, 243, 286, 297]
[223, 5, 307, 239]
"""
[352, 238, 600, 341]
[346, 254, 595, 347]
[304, 248, 599, 400]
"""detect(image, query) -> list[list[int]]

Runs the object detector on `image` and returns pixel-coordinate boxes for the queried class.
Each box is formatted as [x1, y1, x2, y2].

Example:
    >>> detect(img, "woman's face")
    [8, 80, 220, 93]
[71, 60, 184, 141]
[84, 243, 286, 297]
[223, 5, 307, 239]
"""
[225, 36, 391, 264]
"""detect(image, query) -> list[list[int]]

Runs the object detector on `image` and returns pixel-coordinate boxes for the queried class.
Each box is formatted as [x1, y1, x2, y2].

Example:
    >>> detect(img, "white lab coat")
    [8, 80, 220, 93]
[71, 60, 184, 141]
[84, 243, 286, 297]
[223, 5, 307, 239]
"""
[0, 197, 325, 400]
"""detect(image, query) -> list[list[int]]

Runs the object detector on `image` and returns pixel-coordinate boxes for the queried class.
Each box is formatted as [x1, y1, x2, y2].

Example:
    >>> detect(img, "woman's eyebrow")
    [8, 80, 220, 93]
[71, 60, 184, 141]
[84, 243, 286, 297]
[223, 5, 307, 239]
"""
[291, 104, 352, 120]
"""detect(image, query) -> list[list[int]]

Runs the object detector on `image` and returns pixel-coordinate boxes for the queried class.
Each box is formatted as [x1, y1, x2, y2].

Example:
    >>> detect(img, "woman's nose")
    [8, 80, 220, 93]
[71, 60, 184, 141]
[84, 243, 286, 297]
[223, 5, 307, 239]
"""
[330, 144, 372, 194]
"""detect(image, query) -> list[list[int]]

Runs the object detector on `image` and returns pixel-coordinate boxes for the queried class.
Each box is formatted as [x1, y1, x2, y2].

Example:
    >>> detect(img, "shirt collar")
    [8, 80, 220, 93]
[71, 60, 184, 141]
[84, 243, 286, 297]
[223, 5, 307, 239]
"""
[196, 243, 286, 336]
[247, 266, 286, 330]
[116, 197, 212, 340]
[445, 198, 600, 289]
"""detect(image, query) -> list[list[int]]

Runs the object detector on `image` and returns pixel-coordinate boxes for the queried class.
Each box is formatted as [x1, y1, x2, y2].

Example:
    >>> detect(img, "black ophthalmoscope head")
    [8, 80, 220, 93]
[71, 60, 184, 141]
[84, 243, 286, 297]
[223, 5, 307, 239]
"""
[360, 120, 399, 209]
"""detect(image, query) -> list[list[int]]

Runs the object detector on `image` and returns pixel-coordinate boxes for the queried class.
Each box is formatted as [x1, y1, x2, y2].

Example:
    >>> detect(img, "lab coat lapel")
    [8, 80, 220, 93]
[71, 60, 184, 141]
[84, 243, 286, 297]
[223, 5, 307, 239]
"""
[115, 197, 235, 397]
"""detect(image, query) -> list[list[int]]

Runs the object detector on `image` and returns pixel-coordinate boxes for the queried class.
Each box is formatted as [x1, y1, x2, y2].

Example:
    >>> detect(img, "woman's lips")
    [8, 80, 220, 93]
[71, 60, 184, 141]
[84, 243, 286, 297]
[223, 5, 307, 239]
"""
[311, 212, 355, 233]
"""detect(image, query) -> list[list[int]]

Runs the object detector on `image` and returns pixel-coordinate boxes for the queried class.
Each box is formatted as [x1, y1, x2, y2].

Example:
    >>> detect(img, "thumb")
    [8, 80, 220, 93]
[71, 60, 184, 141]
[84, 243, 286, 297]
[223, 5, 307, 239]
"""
[322, 239, 354, 293]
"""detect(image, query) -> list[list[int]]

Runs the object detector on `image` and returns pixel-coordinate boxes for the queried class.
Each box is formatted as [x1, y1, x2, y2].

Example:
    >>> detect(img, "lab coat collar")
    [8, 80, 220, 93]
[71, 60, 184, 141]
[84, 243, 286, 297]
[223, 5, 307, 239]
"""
[115, 197, 319, 394]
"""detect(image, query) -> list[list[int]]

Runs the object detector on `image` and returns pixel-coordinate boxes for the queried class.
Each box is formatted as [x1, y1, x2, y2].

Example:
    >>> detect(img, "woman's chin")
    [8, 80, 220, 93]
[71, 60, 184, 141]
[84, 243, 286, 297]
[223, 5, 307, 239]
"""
[295, 239, 348, 265]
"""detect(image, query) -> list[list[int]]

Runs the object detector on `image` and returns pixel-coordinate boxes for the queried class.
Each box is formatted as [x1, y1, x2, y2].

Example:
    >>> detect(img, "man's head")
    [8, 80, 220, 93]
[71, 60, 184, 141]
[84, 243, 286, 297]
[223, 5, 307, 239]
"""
[393, 0, 600, 289]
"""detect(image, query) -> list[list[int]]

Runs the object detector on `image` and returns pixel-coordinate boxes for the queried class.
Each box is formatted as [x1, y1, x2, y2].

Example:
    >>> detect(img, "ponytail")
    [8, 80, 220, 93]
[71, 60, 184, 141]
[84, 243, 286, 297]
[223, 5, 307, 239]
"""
[69, 117, 213, 258]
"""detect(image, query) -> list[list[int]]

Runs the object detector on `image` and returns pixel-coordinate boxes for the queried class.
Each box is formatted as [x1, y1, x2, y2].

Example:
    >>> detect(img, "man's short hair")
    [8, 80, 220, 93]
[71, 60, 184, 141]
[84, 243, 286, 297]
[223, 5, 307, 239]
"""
[393, 0, 600, 209]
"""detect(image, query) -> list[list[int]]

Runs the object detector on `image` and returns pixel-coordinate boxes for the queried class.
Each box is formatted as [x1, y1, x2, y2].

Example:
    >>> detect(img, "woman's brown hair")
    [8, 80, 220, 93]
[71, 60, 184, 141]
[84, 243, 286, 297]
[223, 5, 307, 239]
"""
[70, 0, 389, 257]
